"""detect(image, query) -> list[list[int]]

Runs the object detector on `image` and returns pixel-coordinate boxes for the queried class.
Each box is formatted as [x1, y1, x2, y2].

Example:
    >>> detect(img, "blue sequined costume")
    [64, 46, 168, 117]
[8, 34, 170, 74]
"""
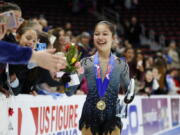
[66, 55, 130, 135]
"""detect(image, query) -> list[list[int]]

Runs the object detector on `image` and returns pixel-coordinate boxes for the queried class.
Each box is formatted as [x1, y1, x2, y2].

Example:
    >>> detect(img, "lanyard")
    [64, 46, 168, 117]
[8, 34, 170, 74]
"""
[94, 52, 115, 97]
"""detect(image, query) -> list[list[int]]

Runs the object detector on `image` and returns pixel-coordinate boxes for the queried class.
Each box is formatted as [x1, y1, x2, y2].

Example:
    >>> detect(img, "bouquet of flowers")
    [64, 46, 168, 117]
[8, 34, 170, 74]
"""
[56, 43, 82, 88]
[63, 43, 82, 73]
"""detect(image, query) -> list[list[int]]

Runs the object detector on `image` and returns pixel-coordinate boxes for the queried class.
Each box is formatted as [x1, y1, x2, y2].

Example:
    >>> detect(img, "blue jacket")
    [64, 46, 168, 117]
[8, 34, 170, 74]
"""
[0, 41, 32, 64]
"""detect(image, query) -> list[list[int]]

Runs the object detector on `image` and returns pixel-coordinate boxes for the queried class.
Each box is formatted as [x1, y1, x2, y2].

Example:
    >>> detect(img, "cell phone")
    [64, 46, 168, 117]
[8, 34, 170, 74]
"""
[36, 43, 47, 51]
[0, 11, 18, 29]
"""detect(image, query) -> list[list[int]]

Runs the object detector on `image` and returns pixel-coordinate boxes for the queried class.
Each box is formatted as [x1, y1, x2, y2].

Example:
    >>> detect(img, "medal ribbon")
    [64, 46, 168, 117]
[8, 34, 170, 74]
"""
[94, 52, 115, 97]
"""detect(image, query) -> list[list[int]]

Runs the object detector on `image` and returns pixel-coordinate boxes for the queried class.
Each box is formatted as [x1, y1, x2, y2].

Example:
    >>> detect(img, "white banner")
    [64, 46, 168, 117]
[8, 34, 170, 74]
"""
[0, 94, 180, 135]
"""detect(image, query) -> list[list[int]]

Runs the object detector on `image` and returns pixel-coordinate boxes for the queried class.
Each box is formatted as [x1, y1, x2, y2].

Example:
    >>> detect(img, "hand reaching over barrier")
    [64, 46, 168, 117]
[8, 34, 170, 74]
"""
[30, 49, 67, 73]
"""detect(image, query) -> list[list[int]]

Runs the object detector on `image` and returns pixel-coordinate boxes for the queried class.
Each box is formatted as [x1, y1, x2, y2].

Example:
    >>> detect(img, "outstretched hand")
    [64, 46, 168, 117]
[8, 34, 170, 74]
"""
[30, 49, 67, 72]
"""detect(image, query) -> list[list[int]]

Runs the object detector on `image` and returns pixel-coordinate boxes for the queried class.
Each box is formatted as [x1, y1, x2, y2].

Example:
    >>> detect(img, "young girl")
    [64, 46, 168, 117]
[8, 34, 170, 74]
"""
[50, 27, 67, 52]
[65, 21, 134, 135]
[16, 26, 38, 49]
[7, 27, 38, 95]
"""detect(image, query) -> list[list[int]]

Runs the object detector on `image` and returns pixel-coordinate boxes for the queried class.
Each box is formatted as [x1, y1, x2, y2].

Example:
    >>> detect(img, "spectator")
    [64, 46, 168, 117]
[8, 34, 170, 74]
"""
[135, 50, 144, 81]
[123, 19, 131, 41]
[124, 0, 132, 9]
[129, 16, 141, 48]
[154, 53, 168, 93]
[22, 20, 43, 32]
[123, 48, 136, 78]
[138, 69, 160, 96]
[168, 41, 180, 69]
[166, 68, 180, 94]
[77, 31, 95, 59]
[16, 26, 38, 49]
[64, 22, 72, 32]
[144, 56, 154, 69]
[51, 27, 67, 53]
[0, 22, 67, 96]
[38, 17, 50, 32]
[1, 2, 23, 43]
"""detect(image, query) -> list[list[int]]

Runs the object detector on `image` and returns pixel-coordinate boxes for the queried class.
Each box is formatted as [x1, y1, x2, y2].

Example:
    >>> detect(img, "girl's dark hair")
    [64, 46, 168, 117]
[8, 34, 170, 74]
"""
[50, 27, 64, 52]
[124, 47, 134, 53]
[0, 2, 21, 13]
[16, 26, 34, 36]
[23, 20, 39, 28]
[37, 31, 50, 47]
[95, 21, 116, 36]
[51, 27, 63, 38]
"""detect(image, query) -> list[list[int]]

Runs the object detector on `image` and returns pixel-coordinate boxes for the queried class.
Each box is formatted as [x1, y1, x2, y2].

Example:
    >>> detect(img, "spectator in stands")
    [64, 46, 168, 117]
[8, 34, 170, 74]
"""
[129, 16, 141, 48]
[1, 2, 23, 43]
[124, 40, 132, 48]
[7, 26, 43, 95]
[138, 69, 160, 96]
[16, 27, 38, 49]
[168, 41, 180, 69]
[77, 31, 94, 59]
[123, 48, 136, 78]
[51, 27, 67, 53]
[9, 26, 66, 95]
[166, 68, 180, 94]
[159, 34, 166, 48]
[111, 34, 123, 57]
[38, 17, 49, 32]
[154, 53, 168, 93]
[132, 0, 139, 8]
[22, 20, 43, 32]
[135, 50, 144, 81]
[35, 32, 62, 93]
[124, 0, 132, 9]
[64, 22, 72, 32]
[37, 31, 51, 48]
[122, 19, 131, 41]
[65, 30, 73, 42]
[77, 32, 95, 95]
[144, 56, 154, 69]
[0, 21, 67, 96]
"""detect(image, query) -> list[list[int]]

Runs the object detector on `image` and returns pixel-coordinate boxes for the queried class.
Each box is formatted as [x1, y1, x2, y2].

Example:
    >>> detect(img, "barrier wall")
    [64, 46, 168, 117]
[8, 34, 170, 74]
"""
[0, 94, 180, 135]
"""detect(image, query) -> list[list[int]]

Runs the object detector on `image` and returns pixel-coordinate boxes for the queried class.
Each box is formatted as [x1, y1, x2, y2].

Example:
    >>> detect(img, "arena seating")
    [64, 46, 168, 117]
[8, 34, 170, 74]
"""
[114, 0, 180, 44]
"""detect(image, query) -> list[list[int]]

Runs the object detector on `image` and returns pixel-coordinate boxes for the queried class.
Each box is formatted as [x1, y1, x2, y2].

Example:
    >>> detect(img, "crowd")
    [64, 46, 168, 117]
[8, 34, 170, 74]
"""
[0, 1, 179, 98]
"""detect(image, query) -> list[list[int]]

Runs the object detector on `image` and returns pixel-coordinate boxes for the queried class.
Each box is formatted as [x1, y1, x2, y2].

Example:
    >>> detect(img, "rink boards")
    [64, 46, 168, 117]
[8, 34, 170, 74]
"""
[0, 94, 180, 135]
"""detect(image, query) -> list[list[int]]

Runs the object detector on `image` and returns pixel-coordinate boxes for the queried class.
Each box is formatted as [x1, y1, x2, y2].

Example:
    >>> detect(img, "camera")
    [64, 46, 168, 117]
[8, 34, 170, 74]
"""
[35, 43, 47, 51]
[0, 11, 18, 29]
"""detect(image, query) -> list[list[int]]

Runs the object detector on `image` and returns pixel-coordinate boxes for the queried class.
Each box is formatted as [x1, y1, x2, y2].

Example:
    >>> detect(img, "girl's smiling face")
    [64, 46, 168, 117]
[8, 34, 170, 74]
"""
[93, 23, 114, 53]
[19, 29, 38, 49]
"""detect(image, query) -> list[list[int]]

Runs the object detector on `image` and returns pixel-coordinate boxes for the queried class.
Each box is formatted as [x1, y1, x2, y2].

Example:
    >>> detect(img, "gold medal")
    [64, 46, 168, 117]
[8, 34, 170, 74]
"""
[96, 100, 106, 110]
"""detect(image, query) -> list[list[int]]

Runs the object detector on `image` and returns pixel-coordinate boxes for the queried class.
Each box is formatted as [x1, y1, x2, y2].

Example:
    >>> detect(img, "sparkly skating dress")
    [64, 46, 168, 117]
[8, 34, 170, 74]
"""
[65, 55, 130, 135]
